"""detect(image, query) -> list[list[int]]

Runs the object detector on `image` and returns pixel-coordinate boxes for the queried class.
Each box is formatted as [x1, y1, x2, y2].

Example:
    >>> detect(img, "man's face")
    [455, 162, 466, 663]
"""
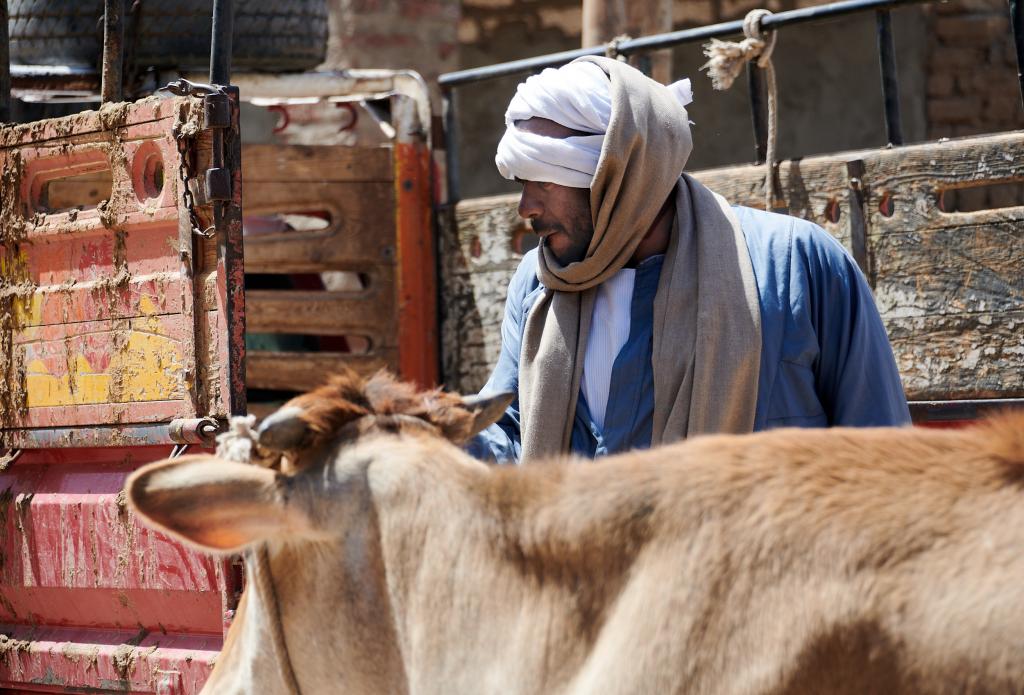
[517, 180, 594, 265]
[513, 118, 595, 265]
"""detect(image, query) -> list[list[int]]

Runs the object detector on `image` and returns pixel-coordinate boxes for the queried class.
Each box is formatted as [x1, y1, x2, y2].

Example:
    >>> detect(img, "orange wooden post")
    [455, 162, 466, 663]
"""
[394, 95, 439, 388]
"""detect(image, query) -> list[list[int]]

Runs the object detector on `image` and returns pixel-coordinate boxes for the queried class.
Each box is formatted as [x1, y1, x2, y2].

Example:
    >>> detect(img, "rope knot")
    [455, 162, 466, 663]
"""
[700, 8, 782, 212]
[605, 34, 631, 61]
[701, 9, 776, 90]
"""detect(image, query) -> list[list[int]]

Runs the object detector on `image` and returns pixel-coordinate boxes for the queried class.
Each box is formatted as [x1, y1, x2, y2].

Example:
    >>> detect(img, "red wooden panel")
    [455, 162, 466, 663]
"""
[0, 96, 205, 437]
[0, 447, 238, 694]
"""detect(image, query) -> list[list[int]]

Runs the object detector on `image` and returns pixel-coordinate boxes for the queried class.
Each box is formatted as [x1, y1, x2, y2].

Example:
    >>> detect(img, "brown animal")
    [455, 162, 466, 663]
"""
[127, 371, 1024, 695]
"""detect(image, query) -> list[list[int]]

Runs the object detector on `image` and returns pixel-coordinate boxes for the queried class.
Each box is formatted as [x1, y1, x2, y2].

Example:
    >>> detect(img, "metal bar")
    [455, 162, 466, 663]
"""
[876, 9, 904, 145]
[442, 87, 460, 204]
[747, 64, 768, 164]
[908, 398, 1024, 423]
[439, 0, 934, 87]
[0, 1, 10, 123]
[210, 0, 233, 85]
[1, 424, 183, 449]
[1010, 0, 1024, 111]
[100, 0, 125, 104]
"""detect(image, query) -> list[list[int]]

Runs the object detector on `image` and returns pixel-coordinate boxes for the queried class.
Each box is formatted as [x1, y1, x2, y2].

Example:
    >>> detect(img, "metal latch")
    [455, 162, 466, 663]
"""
[159, 78, 234, 204]
[168, 417, 223, 446]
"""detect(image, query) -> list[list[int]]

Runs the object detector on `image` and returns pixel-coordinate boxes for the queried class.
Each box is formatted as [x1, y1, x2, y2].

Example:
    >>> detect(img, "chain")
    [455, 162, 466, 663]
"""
[163, 79, 226, 239]
[174, 133, 215, 238]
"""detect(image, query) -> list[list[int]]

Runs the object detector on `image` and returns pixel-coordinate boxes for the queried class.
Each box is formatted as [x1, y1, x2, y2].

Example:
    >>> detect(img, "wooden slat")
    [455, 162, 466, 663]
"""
[693, 157, 854, 247]
[243, 180, 393, 213]
[246, 350, 398, 391]
[241, 144, 393, 183]
[242, 181, 396, 272]
[872, 224, 1023, 317]
[244, 231, 396, 274]
[863, 132, 1024, 233]
[245, 289, 396, 339]
[887, 310, 1024, 400]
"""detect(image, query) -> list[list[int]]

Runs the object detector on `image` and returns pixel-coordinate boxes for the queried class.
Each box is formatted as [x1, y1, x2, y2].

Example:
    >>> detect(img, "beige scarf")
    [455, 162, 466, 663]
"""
[518, 56, 762, 462]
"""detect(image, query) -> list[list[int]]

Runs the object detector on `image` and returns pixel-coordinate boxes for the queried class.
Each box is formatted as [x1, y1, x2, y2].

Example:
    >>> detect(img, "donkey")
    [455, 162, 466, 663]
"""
[128, 370, 1024, 694]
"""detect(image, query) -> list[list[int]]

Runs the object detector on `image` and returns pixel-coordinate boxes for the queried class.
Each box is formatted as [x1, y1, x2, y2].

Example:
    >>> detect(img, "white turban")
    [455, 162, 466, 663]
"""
[495, 60, 694, 188]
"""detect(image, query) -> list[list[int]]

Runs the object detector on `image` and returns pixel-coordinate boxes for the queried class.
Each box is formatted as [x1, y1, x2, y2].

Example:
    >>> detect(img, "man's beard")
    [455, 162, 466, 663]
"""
[535, 218, 593, 265]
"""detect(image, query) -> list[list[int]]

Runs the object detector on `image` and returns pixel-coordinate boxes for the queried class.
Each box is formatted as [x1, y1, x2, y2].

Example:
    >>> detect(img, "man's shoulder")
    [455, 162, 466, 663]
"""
[508, 248, 543, 300]
[731, 205, 852, 265]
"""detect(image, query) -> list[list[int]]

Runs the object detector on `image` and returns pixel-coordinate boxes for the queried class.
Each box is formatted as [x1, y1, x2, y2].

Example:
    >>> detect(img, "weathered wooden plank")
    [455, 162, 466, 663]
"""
[241, 144, 393, 183]
[887, 311, 1024, 400]
[243, 180, 393, 216]
[246, 350, 397, 391]
[245, 289, 396, 340]
[244, 231, 396, 274]
[862, 132, 1024, 233]
[871, 224, 1023, 317]
[241, 181, 395, 274]
[692, 158, 854, 247]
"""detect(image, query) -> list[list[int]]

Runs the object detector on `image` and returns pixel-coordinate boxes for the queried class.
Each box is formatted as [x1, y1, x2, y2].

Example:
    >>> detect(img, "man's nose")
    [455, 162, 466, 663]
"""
[517, 189, 541, 220]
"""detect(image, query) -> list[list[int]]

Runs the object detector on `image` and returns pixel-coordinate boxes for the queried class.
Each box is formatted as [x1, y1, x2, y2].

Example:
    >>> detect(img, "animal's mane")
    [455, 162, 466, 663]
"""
[284, 369, 477, 446]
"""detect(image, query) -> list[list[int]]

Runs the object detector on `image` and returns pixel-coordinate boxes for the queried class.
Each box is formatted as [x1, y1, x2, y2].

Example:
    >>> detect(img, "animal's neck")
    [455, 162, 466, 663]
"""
[200, 551, 300, 695]
[367, 441, 661, 688]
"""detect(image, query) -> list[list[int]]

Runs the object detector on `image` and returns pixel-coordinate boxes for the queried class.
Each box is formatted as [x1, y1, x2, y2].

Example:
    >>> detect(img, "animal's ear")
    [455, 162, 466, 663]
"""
[126, 455, 310, 554]
[461, 391, 515, 439]
[257, 405, 311, 453]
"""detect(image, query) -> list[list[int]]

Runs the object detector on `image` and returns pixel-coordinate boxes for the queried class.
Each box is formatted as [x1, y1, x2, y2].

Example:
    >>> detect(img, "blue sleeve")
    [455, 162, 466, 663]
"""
[800, 226, 911, 427]
[463, 251, 540, 463]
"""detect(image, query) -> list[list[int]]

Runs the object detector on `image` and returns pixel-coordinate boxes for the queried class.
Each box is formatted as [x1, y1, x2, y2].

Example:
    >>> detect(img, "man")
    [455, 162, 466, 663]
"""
[468, 56, 909, 464]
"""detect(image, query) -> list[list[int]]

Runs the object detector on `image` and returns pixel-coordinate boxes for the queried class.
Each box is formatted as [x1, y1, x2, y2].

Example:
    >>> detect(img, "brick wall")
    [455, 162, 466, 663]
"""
[927, 0, 1021, 139]
[452, 0, 931, 198]
[319, 1, 1023, 197]
[323, 0, 461, 108]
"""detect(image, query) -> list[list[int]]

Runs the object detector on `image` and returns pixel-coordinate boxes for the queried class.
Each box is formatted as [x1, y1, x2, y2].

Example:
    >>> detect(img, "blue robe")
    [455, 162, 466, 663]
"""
[468, 206, 911, 463]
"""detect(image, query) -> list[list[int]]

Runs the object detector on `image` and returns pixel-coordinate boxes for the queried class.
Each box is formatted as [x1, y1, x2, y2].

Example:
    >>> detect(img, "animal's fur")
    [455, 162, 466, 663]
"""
[128, 371, 1024, 695]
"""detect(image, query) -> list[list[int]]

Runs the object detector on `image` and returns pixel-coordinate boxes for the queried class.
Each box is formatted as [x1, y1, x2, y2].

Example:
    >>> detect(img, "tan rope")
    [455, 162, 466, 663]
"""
[702, 9, 780, 211]
[605, 34, 632, 61]
[253, 545, 304, 695]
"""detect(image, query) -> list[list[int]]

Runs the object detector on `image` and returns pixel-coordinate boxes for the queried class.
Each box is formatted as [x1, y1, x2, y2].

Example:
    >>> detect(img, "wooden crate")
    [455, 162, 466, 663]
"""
[241, 93, 437, 411]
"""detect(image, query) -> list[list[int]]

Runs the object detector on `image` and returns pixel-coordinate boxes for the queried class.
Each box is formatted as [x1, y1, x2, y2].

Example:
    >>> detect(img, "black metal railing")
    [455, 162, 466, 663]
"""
[1, 1, 10, 123]
[438, 0, 1024, 204]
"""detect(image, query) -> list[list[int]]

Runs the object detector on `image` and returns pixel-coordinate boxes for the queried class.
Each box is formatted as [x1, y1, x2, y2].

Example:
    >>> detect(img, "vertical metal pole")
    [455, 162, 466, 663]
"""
[101, 0, 125, 104]
[1, 1, 11, 123]
[210, 0, 233, 86]
[747, 63, 768, 164]
[209, 0, 245, 414]
[1010, 0, 1024, 111]
[876, 9, 904, 146]
[442, 87, 461, 205]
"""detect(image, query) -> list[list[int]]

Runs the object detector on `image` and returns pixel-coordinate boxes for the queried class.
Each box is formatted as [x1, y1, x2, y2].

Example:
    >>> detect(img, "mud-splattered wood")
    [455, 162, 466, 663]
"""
[241, 144, 393, 183]
[246, 350, 397, 392]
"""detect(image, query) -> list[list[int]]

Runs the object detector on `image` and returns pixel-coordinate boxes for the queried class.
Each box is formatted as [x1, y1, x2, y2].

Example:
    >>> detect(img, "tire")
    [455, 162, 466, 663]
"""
[7, 0, 328, 73]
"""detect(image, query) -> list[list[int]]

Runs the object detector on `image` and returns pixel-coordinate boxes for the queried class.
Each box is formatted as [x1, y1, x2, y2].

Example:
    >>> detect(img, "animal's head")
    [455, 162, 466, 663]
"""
[127, 370, 512, 554]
